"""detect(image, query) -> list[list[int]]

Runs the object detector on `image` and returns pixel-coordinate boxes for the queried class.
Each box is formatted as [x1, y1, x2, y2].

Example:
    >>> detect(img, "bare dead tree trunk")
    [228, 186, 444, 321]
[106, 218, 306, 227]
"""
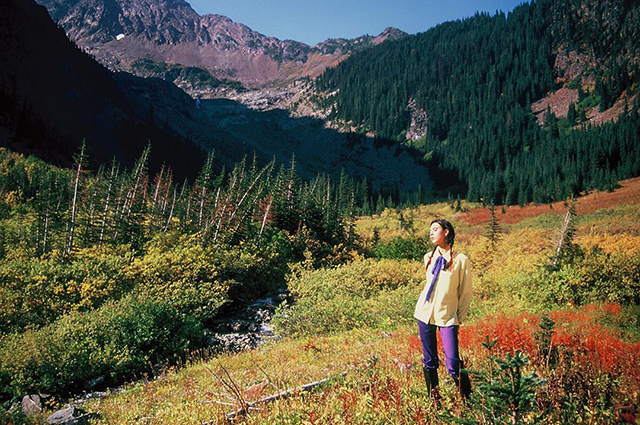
[42, 211, 49, 253]
[66, 143, 86, 255]
[164, 186, 177, 233]
[258, 198, 272, 241]
[202, 371, 347, 423]
[552, 198, 577, 267]
[553, 211, 572, 267]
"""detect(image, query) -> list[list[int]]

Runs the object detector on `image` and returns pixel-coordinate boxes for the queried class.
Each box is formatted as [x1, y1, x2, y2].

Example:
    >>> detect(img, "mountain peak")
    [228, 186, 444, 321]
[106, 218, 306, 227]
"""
[38, 0, 404, 87]
[381, 27, 405, 36]
[39, 0, 200, 44]
[315, 27, 407, 55]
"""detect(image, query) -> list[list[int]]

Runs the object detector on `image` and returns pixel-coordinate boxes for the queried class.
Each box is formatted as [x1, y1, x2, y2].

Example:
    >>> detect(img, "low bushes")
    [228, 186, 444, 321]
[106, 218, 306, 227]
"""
[128, 233, 229, 321]
[212, 229, 295, 299]
[371, 235, 431, 261]
[448, 305, 640, 424]
[0, 246, 135, 334]
[523, 247, 640, 308]
[272, 258, 423, 337]
[0, 229, 304, 405]
[0, 295, 203, 402]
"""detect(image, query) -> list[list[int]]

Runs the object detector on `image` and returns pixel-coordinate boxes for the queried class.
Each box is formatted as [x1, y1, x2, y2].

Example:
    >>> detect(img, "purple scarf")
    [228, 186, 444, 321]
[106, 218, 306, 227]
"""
[424, 255, 448, 304]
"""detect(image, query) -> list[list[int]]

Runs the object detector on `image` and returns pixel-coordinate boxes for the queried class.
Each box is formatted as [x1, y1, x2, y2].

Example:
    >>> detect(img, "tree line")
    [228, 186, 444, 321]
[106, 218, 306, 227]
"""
[0, 145, 428, 261]
[315, 0, 640, 204]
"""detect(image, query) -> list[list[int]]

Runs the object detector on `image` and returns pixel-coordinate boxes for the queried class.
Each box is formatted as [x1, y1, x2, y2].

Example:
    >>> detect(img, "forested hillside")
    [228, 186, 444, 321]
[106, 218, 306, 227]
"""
[316, 0, 640, 204]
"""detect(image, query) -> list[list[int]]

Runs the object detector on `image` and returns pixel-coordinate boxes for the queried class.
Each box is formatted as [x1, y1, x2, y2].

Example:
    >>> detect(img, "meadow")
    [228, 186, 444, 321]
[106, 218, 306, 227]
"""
[10, 180, 635, 424]
[2, 171, 639, 424]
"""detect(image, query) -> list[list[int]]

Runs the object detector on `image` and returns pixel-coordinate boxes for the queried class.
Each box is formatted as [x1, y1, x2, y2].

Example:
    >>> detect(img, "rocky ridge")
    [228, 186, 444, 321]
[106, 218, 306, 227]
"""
[531, 44, 634, 126]
[38, 0, 407, 88]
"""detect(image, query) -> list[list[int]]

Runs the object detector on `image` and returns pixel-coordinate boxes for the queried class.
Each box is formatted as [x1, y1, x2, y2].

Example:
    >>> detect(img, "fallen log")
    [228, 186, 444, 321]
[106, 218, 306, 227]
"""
[202, 371, 347, 424]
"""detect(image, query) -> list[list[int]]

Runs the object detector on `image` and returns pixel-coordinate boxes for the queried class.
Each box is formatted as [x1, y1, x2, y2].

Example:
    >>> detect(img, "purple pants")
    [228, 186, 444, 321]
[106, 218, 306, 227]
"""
[417, 320, 461, 378]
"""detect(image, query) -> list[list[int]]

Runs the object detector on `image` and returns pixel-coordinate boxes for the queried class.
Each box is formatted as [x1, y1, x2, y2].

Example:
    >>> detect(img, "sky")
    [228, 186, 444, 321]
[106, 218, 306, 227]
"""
[187, 0, 528, 46]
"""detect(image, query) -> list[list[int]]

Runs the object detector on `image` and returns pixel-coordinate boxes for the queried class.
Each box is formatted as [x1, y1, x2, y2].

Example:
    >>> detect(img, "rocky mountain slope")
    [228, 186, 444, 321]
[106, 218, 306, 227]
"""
[2, 0, 431, 192]
[0, 0, 206, 177]
[38, 0, 406, 89]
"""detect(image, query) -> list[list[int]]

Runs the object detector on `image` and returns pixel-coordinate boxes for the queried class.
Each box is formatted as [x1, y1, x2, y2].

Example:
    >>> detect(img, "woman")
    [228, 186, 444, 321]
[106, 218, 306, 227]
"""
[414, 218, 472, 403]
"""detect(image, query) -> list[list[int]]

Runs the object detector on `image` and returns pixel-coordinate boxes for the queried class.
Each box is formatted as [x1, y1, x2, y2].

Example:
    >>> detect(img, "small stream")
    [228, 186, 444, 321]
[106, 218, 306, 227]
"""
[204, 289, 289, 353]
[30, 291, 290, 423]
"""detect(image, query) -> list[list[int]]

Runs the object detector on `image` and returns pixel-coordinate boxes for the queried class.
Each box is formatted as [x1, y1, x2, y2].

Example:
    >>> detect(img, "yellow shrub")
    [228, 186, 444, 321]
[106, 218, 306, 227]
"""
[576, 233, 640, 255]
[128, 232, 229, 321]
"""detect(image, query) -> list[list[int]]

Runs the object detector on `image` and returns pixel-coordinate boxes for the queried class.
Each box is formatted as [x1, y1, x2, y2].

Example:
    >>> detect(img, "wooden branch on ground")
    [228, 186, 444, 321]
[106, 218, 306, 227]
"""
[201, 400, 236, 407]
[201, 371, 347, 424]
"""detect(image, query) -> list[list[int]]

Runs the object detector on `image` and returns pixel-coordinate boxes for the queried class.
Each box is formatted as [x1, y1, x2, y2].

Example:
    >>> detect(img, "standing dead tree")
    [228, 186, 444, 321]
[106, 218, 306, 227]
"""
[552, 197, 577, 268]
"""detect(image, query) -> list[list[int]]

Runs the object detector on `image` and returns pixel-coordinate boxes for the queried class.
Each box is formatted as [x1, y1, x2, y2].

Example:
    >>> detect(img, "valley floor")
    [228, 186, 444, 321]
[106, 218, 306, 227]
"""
[27, 181, 640, 424]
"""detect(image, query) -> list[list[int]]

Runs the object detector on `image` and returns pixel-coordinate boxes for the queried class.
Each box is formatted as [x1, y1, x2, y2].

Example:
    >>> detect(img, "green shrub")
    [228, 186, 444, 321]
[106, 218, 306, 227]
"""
[272, 258, 422, 337]
[0, 246, 135, 333]
[0, 294, 202, 403]
[372, 235, 431, 261]
[522, 248, 640, 308]
[212, 229, 294, 299]
[128, 232, 230, 321]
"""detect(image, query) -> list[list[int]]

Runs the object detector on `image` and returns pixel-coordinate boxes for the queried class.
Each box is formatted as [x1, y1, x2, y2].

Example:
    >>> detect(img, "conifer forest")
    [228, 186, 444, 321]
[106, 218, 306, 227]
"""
[316, 0, 640, 204]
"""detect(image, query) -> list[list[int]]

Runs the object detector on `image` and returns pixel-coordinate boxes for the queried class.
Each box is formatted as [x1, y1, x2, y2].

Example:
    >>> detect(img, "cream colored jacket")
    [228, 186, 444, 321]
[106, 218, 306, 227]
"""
[414, 248, 473, 327]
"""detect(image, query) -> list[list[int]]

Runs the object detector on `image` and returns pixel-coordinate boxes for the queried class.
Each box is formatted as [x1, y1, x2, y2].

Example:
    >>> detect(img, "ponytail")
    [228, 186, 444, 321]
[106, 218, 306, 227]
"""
[425, 245, 438, 271]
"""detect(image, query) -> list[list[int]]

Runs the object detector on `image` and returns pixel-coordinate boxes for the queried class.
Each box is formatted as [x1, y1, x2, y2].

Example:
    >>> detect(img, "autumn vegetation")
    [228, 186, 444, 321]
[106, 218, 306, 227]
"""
[1, 145, 637, 424]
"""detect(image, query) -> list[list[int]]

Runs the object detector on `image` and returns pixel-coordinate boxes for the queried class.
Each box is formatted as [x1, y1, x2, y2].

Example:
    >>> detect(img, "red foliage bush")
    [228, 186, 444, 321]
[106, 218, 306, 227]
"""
[403, 304, 639, 423]
[549, 305, 639, 379]
[412, 304, 639, 381]
[459, 312, 539, 356]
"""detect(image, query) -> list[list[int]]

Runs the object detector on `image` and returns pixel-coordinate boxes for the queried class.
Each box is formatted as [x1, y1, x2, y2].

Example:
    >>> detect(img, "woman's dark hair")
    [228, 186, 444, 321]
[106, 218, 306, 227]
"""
[425, 219, 456, 271]
[431, 218, 455, 247]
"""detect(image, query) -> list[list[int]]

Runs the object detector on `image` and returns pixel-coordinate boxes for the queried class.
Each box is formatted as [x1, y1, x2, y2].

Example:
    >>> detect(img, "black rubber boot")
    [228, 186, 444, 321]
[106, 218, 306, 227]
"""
[459, 371, 472, 400]
[454, 360, 472, 404]
[423, 367, 441, 407]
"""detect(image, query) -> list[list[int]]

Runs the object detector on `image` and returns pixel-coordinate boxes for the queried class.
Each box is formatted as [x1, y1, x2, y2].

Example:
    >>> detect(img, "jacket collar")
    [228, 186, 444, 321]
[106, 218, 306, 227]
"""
[435, 247, 454, 263]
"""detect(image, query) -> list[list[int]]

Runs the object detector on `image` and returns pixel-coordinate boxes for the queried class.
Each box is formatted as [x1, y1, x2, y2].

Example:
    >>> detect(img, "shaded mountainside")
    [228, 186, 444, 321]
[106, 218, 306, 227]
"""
[38, 0, 407, 89]
[199, 99, 432, 192]
[0, 0, 431, 193]
[315, 0, 640, 204]
[0, 0, 207, 178]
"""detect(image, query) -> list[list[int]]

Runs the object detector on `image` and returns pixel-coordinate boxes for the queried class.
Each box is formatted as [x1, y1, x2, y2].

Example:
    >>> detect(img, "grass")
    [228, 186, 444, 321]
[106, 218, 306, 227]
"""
[56, 308, 639, 424]
[21, 181, 640, 424]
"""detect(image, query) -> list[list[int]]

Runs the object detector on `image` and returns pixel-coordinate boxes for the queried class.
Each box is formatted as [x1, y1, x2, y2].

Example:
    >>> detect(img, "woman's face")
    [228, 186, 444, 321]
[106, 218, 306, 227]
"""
[430, 222, 449, 247]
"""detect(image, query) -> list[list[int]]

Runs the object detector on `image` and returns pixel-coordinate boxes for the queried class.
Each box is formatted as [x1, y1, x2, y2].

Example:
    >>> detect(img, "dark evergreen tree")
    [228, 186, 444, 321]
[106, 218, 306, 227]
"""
[314, 0, 640, 205]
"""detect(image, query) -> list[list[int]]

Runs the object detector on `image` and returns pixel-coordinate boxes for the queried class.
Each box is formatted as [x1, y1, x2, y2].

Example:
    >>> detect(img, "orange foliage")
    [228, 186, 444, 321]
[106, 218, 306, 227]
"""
[460, 176, 640, 225]
[549, 306, 640, 379]
[407, 334, 422, 353]
[459, 312, 539, 355]
[575, 233, 640, 254]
